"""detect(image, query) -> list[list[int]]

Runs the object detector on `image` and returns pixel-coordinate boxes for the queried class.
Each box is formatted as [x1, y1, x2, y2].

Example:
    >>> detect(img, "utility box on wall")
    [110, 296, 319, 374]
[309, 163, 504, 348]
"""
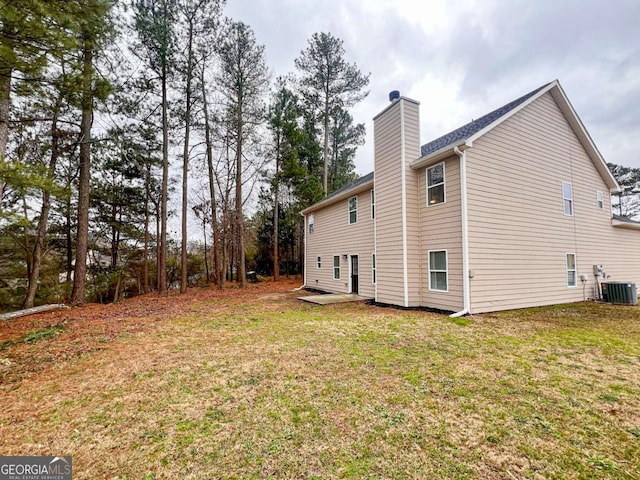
[601, 282, 638, 305]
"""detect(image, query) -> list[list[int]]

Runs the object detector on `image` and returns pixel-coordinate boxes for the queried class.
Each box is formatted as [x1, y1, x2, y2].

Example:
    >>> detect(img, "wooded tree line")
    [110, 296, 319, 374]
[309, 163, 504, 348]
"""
[0, 0, 370, 310]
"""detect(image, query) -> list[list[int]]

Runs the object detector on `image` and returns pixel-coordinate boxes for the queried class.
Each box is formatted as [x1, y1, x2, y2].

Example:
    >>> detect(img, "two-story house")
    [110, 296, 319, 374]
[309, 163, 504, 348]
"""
[301, 80, 640, 314]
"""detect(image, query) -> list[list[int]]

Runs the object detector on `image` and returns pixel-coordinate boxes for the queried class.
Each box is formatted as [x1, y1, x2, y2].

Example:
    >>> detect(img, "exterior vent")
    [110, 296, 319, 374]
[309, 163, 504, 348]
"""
[601, 281, 638, 305]
[389, 90, 400, 102]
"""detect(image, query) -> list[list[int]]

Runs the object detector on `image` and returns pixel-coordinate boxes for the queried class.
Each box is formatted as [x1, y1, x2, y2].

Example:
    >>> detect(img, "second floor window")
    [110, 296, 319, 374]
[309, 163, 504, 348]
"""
[308, 213, 315, 234]
[563, 181, 573, 216]
[348, 196, 357, 224]
[427, 163, 445, 206]
[371, 190, 375, 219]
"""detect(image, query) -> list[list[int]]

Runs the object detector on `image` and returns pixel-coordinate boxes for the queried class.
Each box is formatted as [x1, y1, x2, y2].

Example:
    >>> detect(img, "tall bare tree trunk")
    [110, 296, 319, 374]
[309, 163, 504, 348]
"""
[202, 218, 209, 281]
[158, 65, 169, 297]
[156, 200, 160, 291]
[322, 93, 329, 195]
[202, 79, 221, 288]
[143, 161, 150, 292]
[71, 34, 94, 305]
[180, 23, 194, 294]
[65, 195, 73, 282]
[273, 131, 280, 281]
[235, 102, 246, 288]
[22, 102, 61, 308]
[0, 64, 11, 211]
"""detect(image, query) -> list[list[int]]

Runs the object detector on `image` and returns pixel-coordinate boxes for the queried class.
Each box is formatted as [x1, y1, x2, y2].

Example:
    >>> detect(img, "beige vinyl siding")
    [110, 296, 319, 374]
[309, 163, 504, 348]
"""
[418, 156, 464, 312]
[305, 188, 375, 298]
[403, 102, 422, 306]
[374, 103, 405, 305]
[466, 91, 640, 313]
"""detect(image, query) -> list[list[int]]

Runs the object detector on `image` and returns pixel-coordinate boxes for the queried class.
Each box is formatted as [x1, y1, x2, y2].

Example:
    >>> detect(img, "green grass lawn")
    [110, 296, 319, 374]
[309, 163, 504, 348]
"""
[1, 288, 639, 479]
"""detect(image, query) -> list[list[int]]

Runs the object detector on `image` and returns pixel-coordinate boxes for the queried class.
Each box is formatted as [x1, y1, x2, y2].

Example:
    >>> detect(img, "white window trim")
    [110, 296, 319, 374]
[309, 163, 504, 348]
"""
[428, 249, 448, 292]
[562, 181, 574, 216]
[372, 253, 376, 284]
[427, 162, 446, 207]
[371, 190, 375, 219]
[317, 256, 321, 269]
[348, 195, 358, 225]
[596, 191, 604, 209]
[566, 253, 577, 288]
[333, 255, 340, 280]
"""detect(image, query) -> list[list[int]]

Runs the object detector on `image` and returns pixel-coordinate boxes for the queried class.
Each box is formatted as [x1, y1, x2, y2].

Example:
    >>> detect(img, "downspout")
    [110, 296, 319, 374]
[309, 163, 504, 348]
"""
[302, 213, 307, 288]
[373, 177, 378, 301]
[450, 145, 471, 317]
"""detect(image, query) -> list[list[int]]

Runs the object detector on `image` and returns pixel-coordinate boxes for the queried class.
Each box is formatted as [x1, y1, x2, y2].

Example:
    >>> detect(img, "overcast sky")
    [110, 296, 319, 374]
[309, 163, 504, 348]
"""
[224, 0, 640, 174]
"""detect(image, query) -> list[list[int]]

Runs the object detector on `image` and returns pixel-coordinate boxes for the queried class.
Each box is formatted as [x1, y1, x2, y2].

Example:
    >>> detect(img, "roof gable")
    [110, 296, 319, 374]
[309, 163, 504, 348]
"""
[420, 83, 551, 157]
[414, 80, 619, 191]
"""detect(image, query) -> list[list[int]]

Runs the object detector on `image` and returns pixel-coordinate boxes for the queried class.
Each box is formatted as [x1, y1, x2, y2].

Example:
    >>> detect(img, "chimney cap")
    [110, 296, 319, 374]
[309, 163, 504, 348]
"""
[389, 90, 400, 102]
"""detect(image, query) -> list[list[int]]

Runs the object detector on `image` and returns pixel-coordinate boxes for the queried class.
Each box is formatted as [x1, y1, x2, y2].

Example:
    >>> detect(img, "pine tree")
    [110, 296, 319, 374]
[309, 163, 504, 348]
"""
[133, 0, 177, 297]
[70, 0, 114, 305]
[295, 32, 369, 195]
[216, 21, 269, 288]
[267, 79, 301, 280]
[175, 0, 223, 293]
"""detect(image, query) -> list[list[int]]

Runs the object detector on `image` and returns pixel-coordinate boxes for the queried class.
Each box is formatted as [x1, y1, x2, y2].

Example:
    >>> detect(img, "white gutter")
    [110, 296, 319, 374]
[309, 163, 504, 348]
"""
[400, 101, 409, 307]
[450, 146, 471, 318]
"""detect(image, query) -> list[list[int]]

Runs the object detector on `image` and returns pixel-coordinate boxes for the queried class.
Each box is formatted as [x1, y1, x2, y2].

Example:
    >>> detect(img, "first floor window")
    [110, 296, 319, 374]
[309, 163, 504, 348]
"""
[333, 255, 340, 279]
[372, 253, 376, 284]
[566, 253, 576, 287]
[348, 196, 357, 224]
[317, 256, 321, 268]
[308, 213, 315, 234]
[429, 250, 448, 291]
[427, 163, 445, 206]
[563, 181, 573, 216]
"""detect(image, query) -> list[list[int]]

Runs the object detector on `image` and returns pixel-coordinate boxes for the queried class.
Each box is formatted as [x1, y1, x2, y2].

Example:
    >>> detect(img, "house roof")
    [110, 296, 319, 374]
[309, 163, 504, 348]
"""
[420, 83, 551, 157]
[323, 172, 374, 203]
[302, 80, 621, 216]
[412, 80, 620, 191]
[301, 172, 374, 215]
[612, 214, 640, 230]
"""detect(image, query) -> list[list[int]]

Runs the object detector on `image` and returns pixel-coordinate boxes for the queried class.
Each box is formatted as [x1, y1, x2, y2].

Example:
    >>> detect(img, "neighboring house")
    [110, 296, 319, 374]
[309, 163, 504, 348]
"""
[301, 80, 640, 314]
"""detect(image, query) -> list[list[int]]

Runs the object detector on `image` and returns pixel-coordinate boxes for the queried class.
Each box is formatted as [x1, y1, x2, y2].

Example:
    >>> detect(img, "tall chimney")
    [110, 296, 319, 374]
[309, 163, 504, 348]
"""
[373, 93, 421, 307]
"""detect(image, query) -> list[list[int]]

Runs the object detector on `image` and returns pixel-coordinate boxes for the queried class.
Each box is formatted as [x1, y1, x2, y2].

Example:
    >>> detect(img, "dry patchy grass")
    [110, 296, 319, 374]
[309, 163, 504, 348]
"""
[1, 284, 639, 479]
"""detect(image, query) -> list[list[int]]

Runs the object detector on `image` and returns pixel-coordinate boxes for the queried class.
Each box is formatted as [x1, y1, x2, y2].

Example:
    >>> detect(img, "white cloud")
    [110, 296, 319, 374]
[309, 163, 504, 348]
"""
[223, 0, 640, 173]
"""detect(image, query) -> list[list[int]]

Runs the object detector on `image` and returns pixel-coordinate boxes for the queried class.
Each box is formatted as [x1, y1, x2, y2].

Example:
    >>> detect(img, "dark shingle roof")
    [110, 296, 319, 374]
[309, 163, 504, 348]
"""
[321, 171, 374, 202]
[420, 82, 552, 157]
[613, 214, 640, 225]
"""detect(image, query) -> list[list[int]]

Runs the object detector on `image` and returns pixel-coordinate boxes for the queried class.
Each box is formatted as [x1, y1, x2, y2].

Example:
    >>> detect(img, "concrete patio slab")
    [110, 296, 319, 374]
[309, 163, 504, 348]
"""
[298, 293, 369, 305]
